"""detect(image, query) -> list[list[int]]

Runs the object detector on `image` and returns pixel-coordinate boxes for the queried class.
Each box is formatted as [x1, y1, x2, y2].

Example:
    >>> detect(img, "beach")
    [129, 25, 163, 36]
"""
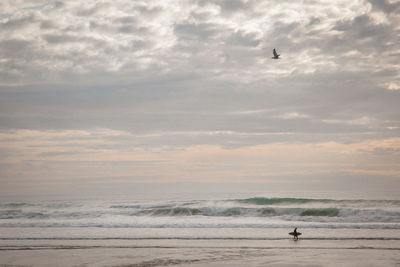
[0, 192, 399, 266]
[1, 245, 400, 266]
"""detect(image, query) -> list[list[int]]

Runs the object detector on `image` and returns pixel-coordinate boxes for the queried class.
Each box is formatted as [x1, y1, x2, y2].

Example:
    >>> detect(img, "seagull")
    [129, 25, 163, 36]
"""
[272, 48, 280, 59]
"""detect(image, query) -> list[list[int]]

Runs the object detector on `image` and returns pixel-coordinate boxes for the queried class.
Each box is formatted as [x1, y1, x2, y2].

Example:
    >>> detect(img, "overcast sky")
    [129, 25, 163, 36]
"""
[0, 0, 399, 195]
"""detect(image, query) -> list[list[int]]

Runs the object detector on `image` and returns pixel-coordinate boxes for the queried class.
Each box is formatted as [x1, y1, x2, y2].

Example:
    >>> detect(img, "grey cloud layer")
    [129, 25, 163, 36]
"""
[0, 0, 399, 146]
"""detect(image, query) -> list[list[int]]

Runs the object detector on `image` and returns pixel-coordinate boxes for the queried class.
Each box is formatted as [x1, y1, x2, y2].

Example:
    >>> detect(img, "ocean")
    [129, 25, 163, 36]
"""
[0, 191, 399, 266]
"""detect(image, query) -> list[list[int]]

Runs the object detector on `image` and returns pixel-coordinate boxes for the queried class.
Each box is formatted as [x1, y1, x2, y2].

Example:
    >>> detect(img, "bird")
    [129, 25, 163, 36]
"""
[272, 48, 280, 59]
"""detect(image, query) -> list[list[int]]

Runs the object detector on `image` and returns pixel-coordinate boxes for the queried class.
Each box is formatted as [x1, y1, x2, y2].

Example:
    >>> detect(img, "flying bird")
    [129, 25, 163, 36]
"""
[272, 48, 280, 59]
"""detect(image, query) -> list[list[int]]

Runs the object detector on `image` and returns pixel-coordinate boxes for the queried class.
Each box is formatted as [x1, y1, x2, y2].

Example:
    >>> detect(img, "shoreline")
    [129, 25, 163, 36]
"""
[1, 247, 399, 267]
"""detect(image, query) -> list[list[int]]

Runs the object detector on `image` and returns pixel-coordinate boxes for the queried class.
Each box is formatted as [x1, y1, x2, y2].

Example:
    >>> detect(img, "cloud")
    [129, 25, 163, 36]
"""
[322, 116, 375, 126]
[368, 0, 400, 14]
[174, 22, 221, 41]
[1, 128, 399, 186]
[275, 112, 309, 120]
[1, 0, 398, 83]
[0, 0, 399, 192]
[226, 30, 260, 47]
[331, 14, 394, 53]
[386, 82, 400, 91]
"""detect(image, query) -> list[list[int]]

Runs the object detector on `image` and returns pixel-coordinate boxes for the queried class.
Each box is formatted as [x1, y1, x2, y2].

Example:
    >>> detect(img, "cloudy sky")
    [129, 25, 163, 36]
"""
[0, 0, 399, 195]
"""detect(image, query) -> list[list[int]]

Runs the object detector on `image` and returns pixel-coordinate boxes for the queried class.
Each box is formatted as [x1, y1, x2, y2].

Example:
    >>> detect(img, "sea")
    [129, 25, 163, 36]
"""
[0, 190, 399, 266]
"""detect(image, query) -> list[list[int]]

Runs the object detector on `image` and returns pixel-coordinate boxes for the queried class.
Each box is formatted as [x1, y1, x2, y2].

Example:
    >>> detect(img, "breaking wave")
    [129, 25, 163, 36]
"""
[235, 197, 330, 205]
[0, 197, 399, 229]
[135, 207, 340, 217]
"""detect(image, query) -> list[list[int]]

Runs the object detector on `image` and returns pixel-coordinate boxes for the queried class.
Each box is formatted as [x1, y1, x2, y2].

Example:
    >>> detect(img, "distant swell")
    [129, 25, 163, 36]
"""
[135, 206, 340, 217]
[0, 203, 34, 208]
[236, 197, 329, 205]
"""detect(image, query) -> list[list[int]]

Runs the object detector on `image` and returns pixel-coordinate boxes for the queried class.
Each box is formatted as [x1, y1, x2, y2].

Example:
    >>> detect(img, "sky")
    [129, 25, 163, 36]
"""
[0, 0, 399, 195]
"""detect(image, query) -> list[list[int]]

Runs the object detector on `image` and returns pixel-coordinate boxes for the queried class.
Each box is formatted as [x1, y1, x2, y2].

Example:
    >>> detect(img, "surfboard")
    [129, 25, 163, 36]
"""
[289, 232, 301, 236]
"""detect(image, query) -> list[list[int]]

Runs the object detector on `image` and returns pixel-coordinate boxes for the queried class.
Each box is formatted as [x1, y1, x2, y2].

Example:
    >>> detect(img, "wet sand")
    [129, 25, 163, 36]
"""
[1, 246, 399, 267]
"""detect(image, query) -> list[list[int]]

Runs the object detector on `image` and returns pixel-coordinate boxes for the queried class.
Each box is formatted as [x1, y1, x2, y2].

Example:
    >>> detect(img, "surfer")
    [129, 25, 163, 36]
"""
[293, 228, 299, 240]
[289, 228, 300, 239]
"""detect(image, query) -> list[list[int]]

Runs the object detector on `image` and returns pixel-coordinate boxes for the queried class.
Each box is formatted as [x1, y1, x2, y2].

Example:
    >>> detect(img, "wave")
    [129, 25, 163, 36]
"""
[300, 208, 339, 216]
[139, 207, 202, 216]
[1, 197, 399, 228]
[0, 222, 399, 229]
[110, 202, 194, 209]
[235, 197, 330, 205]
[137, 207, 341, 217]
[0, 203, 35, 208]
[234, 197, 400, 206]
[0, 209, 107, 219]
[0, 210, 48, 219]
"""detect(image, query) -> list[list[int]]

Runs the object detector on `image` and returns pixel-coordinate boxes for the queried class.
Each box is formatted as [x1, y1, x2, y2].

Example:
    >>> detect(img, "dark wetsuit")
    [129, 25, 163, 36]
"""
[293, 228, 298, 240]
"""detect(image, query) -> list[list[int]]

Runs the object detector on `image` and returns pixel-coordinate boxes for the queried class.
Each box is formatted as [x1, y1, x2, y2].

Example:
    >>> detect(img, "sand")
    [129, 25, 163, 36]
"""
[1, 246, 399, 267]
